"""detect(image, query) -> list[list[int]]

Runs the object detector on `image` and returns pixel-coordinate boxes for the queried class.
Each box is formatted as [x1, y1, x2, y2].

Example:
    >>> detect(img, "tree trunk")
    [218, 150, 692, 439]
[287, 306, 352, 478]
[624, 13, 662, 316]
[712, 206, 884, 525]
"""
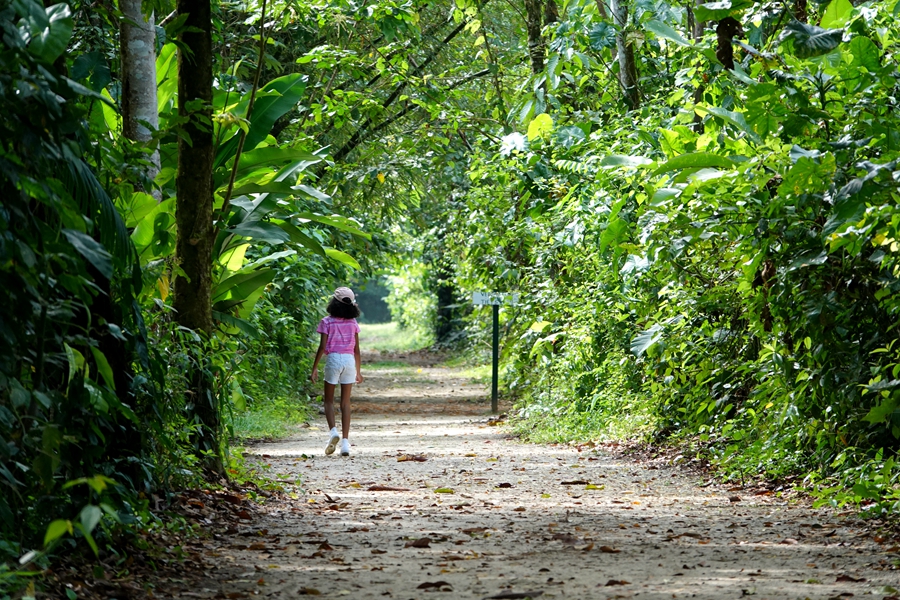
[794, 0, 807, 23]
[611, 0, 638, 110]
[715, 17, 743, 71]
[544, 0, 559, 25]
[120, 0, 160, 199]
[524, 0, 544, 75]
[174, 0, 219, 471]
[690, 0, 705, 132]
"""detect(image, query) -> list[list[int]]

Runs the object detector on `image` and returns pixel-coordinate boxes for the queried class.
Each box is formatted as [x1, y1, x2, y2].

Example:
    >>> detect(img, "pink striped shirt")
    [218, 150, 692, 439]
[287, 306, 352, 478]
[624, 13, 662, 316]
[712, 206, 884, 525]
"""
[316, 316, 360, 354]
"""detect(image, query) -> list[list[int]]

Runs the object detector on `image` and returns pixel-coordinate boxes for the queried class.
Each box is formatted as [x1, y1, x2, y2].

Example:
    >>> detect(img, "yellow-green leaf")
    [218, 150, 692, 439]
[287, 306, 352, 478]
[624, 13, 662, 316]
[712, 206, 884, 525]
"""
[527, 113, 553, 141]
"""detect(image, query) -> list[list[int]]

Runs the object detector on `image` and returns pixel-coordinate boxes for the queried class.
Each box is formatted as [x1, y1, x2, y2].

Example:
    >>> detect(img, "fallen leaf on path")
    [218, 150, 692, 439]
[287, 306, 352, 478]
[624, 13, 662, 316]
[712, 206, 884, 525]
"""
[371, 549, 387, 554]
[482, 592, 544, 599]
[417, 581, 452, 590]
[604, 579, 630, 586]
[367, 485, 411, 492]
[599, 546, 621, 553]
[560, 480, 588, 485]
[462, 527, 488, 534]
[434, 487, 455, 494]
[298, 589, 321, 596]
[585, 484, 604, 490]
[729, 496, 742, 502]
[835, 575, 866, 582]
[496, 482, 513, 488]
[406, 538, 432, 548]
[465, 453, 477, 457]
[398, 454, 428, 462]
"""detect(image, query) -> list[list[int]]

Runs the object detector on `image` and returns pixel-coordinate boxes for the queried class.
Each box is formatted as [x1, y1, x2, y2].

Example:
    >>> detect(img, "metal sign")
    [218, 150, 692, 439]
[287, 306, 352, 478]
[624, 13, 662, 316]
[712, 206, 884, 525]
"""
[472, 292, 519, 306]
[472, 292, 518, 413]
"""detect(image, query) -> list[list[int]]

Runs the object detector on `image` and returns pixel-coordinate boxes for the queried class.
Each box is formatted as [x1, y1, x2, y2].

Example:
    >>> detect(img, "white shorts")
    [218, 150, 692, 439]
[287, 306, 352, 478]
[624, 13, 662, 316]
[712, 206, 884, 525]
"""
[324, 353, 357, 385]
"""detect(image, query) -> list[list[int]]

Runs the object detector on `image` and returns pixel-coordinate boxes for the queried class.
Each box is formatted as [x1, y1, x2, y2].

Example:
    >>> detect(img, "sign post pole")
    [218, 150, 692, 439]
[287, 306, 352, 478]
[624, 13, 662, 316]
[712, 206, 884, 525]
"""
[491, 303, 499, 414]
[472, 292, 517, 414]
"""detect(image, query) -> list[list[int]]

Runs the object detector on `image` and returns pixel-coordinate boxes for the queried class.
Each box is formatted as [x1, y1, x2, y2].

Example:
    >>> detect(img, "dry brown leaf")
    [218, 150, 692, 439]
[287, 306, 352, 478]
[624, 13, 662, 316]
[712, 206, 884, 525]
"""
[417, 581, 452, 590]
[398, 454, 428, 462]
[604, 579, 630, 586]
[835, 574, 866, 582]
[560, 480, 588, 485]
[482, 592, 544, 599]
[406, 537, 432, 548]
[599, 545, 621, 553]
[367, 485, 411, 492]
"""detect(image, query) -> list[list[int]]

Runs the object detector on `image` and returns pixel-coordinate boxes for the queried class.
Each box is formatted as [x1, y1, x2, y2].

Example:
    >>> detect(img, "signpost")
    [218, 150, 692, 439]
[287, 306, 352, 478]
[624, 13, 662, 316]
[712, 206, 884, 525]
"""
[472, 292, 519, 413]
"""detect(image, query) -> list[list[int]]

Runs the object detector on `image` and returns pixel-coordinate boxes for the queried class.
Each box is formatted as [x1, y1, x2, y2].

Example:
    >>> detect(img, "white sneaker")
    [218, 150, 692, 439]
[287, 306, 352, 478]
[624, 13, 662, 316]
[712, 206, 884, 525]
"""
[340, 438, 351, 456]
[325, 428, 340, 455]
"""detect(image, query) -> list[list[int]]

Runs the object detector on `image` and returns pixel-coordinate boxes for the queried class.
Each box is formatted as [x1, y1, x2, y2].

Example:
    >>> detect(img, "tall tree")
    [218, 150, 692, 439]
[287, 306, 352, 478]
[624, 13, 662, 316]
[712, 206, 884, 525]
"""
[119, 0, 160, 198]
[524, 0, 544, 74]
[173, 0, 219, 469]
[611, 0, 638, 109]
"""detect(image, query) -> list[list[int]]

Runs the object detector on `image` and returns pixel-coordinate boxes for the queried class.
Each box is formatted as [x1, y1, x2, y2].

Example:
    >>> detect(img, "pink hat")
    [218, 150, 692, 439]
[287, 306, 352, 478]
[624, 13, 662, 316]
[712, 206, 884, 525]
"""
[333, 287, 357, 305]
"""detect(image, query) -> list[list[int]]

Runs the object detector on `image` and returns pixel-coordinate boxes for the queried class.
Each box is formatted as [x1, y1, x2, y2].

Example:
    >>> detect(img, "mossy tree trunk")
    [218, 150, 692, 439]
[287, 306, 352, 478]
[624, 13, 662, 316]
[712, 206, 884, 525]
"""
[173, 0, 221, 473]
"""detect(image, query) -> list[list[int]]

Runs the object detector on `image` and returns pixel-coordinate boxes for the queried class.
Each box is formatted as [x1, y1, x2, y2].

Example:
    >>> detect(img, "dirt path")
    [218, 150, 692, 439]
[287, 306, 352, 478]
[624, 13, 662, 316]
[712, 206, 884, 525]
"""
[194, 351, 899, 600]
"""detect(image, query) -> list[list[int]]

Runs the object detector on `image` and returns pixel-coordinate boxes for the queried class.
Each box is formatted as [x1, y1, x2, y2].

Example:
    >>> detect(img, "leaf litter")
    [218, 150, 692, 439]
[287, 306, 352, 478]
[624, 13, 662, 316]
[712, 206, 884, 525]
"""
[106, 350, 900, 599]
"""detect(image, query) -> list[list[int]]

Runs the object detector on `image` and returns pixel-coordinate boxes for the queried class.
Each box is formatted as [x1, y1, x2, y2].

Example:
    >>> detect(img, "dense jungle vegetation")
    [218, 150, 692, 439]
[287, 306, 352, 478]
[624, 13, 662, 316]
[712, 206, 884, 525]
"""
[3, 0, 900, 590]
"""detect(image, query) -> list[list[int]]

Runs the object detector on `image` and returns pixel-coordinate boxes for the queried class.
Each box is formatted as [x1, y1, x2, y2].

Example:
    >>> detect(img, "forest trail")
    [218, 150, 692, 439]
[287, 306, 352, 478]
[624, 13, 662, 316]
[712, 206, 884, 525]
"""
[193, 351, 897, 600]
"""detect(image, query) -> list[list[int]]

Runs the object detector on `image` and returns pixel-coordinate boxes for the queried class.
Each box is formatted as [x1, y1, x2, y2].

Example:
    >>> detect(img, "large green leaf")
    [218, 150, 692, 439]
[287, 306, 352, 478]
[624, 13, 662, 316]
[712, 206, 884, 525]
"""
[694, 0, 753, 22]
[213, 311, 260, 339]
[16, 2, 74, 64]
[229, 221, 291, 245]
[698, 106, 761, 143]
[295, 213, 370, 239]
[631, 324, 663, 357]
[62, 229, 113, 279]
[652, 152, 737, 176]
[272, 221, 328, 257]
[820, 0, 853, 28]
[601, 155, 653, 168]
[588, 22, 616, 51]
[644, 20, 690, 47]
[213, 268, 275, 302]
[324, 248, 360, 270]
[779, 20, 843, 59]
[849, 36, 881, 72]
[214, 74, 307, 169]
[233, 147, 322, 177]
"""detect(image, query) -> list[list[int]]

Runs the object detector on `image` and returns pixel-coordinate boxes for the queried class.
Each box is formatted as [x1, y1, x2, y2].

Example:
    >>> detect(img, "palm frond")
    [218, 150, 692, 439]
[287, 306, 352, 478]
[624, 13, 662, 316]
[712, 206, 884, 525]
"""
[60, 152, 134, 267]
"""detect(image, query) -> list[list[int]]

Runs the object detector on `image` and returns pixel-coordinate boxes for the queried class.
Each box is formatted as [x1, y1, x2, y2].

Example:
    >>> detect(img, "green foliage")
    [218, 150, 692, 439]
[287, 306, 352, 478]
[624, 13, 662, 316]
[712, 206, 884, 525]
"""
[385, 262, 437, 347]
[437, 0, 900, 513]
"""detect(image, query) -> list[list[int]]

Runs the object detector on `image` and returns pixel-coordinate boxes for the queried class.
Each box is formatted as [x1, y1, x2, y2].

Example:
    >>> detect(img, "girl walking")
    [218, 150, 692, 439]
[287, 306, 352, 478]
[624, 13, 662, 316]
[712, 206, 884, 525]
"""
[310, 287, 363, 456]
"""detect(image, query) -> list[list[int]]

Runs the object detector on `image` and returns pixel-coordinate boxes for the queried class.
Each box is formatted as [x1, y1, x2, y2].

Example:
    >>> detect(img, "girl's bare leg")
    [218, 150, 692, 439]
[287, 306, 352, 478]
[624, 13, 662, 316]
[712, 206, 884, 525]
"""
[323, 382, 337, 430]
[340, 383, 353, 439]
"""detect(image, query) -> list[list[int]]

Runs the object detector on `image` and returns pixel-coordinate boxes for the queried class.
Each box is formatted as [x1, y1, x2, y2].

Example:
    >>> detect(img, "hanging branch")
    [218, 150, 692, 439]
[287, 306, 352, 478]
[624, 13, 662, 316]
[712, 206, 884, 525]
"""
[217, 0, 268, 232]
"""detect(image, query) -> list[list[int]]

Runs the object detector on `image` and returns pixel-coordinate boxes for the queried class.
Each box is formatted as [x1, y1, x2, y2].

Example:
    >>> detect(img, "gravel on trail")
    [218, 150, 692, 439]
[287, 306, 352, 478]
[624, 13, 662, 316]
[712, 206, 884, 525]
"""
[190, 351, 899, 600]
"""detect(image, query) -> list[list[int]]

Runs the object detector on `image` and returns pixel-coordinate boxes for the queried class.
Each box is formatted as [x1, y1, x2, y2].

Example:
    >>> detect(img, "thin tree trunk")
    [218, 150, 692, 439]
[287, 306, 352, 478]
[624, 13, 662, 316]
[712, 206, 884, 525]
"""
[794, 0, 807, 22]
[524, 0, 544, 74]
[611, 0, 638, 110]
[715, 17, 743, 71]
[174, 0, 219, 471]
[120, 0, 160, 199]
[544, 0, 559, 25]
[690, 0, 705, 132]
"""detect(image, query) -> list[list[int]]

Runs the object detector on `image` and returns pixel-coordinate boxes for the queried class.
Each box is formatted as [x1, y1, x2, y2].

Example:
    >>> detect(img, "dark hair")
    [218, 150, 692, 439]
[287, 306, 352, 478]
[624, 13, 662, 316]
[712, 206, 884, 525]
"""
[327, 297, 361, 319]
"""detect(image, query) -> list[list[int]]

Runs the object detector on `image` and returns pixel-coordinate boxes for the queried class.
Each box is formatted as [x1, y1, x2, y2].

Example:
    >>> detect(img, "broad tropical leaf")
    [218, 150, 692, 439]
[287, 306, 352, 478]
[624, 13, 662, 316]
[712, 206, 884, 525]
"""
[779, 20, 844, 59]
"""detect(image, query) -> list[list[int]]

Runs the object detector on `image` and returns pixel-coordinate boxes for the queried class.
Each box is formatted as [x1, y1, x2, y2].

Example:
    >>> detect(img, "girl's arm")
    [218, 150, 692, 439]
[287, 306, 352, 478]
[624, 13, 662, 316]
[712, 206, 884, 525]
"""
[310, 333, 327, 383]
[354, 332, 363, 383]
